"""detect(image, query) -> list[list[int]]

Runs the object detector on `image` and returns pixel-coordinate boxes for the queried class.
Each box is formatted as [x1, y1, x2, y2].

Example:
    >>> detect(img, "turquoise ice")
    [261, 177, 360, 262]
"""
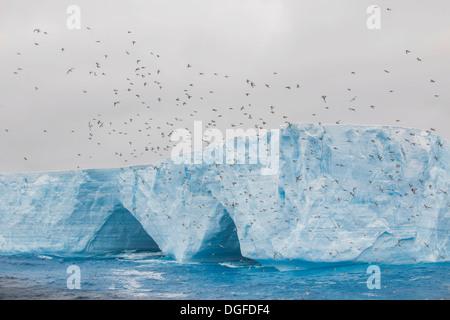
[0, 123, 448, 269]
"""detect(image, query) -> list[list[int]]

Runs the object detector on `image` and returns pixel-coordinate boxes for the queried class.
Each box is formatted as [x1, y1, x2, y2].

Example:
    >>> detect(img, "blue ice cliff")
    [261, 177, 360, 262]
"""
[0, 124, 448, 269]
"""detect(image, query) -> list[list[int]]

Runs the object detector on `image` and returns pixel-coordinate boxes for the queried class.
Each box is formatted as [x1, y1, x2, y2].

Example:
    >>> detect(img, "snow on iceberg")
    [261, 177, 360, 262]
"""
[0, 123, 448, 269]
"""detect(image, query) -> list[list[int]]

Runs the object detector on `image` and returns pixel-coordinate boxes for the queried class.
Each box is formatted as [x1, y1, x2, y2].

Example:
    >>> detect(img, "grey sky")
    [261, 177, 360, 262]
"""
[0, 0, 449, 172]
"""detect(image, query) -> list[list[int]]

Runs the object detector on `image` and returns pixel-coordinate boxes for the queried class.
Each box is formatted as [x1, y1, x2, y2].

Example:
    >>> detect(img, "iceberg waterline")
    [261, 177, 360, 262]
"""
[0, 123, 448, 269]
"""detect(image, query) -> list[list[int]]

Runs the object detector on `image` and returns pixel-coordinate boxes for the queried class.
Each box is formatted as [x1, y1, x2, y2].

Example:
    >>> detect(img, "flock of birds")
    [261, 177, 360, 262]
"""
[5, 19, 442, 168]
[122, 117, 447, 265]
[1, 11, 448, 299]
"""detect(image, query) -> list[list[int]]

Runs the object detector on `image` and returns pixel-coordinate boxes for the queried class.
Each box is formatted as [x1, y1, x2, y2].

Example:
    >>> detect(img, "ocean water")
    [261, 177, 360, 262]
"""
[0, 251, 448, 300]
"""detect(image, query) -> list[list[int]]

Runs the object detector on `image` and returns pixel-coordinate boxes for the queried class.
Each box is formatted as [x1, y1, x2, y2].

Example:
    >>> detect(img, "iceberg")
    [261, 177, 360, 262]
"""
[0, 123, 448, 269]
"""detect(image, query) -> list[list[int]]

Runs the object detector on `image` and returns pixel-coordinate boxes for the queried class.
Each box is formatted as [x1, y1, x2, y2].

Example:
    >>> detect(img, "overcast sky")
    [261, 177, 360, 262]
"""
[0, 0, 449, 172]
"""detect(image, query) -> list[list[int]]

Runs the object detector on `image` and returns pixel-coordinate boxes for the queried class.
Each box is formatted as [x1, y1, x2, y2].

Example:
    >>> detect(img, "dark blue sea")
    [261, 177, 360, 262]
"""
[0, 252, 448, 300]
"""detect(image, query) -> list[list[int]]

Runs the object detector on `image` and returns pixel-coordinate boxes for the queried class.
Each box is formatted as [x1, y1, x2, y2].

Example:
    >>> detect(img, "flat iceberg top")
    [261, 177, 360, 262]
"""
[0, 123, 448, 269]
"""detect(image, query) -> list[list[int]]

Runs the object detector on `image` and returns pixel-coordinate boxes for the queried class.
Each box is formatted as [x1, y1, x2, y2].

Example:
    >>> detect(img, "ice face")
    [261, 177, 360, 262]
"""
[0, 123, 448, 269]
[0, 169, 159, 255]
